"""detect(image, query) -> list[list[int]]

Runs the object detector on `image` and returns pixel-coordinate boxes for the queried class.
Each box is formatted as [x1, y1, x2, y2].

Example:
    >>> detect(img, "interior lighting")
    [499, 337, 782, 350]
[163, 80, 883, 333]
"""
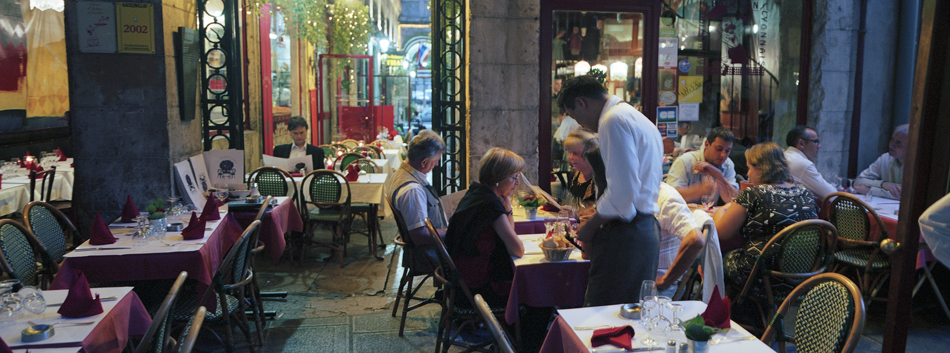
[609, 62, 628, 81]
[752, 24, 759, 33]
[380, 38, 391, 52]
[574, 60, 591, 76]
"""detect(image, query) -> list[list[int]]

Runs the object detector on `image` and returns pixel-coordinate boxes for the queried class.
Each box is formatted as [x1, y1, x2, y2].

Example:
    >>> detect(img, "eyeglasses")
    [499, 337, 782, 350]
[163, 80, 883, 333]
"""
[806, 139, 820, 144]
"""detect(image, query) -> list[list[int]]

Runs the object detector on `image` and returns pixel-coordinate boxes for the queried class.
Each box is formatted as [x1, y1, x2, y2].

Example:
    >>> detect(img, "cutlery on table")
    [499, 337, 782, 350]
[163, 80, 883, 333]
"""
[47, 296, 119, 306]
[27, 320, 96, 328]
[592, 347, 663, 352]
[710, 335, 757, 344]
[573, 320, 633, 330]
[74, 247, 132, 251]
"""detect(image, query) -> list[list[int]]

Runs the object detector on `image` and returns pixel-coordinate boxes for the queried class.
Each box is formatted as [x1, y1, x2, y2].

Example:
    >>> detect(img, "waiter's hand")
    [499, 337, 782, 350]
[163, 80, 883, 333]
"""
[577, 240, 590, 260]
[576, 212, 607, 243]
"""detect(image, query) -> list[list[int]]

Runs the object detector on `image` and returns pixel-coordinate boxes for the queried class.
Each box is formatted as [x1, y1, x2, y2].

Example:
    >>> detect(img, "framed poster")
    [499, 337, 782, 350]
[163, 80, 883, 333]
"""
[116, 2, 155, 54]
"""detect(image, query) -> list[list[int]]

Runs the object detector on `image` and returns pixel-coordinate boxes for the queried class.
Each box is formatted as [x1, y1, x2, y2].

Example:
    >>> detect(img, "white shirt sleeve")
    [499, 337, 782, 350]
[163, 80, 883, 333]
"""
[664, 154, 692, 188]
[800, 162, 837, 200]
[596, 104, 663, 219]
[657, 184, 701, 240]
[856, 154, 888, 188]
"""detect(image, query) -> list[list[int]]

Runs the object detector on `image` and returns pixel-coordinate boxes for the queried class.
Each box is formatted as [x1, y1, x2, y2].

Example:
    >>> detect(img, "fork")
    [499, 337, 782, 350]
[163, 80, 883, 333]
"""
[573, 320, 633, 330]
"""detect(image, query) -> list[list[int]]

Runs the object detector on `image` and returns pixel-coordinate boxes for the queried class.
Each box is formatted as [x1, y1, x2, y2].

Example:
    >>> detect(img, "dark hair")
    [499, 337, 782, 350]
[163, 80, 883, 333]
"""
[785, 125, 813, 148]
[407, 130, 446, 163]
[287, 116, 309, 131]
[706, 127, 735, 144]
[557, 76, 607, 111]
[746, 142, 793, 184]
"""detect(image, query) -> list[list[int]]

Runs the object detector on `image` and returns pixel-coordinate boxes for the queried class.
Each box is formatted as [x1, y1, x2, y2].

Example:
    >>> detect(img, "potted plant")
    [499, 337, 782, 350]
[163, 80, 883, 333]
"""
[519, 194, 543, 219]
[682, 286, 731, 353]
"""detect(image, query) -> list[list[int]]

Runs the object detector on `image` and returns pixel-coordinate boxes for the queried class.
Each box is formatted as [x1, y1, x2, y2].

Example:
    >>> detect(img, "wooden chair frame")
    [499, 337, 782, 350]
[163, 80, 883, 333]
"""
[388, 197, 442, 337]
[760, 273, 866, 353]
[822, 192, 892, 303]
[134, 271, 188, 353]
[473, 294, 516, 353]
[28, 166, 56, 202]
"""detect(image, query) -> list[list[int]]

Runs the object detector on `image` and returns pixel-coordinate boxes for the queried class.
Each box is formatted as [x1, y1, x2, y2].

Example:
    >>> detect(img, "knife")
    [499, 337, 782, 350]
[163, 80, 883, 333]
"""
[592, 347, 663, 352]
[74, 247, 133, 251]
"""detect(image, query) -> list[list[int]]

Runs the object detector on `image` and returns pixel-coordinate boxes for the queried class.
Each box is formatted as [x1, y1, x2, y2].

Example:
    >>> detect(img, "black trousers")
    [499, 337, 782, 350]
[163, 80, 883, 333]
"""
[584, 213, 660, 307]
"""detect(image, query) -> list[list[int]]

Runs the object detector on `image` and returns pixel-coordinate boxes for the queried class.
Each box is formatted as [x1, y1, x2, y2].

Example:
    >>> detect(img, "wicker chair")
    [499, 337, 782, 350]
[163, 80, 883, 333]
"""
[247, 167, 298, 200]
[761, 273, 865, 353]
[426, 218, 508, 353]
[671, 223, 713, 301]
[300, 170, 352, 266]
[175, 306, 207, 353]
[172, 221, 262, 352]
[134, 271, 188, 353]
[388, 197, 442, 336]
[28, 166, 56, 202]
[822, 192, 892, 304]
[23, 201, 79, 264]
[473, 294, 516, 353]
[335, 153, 364, 172]
[340, 139, 360, 150]
[0, 220, 58, 289]
[733, 219, 838, 332]
[371, 139, 393, 149]
[352, 146, 380, 159]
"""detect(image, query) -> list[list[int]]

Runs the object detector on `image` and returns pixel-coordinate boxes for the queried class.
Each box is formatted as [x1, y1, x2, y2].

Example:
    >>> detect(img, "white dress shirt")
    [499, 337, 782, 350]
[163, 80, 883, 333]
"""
[554, 116, 581, 143]
[784, 147, 837, 200]
[596, 96, 663, 220]
[855, 153, 903, 199]
[656, 183, 701, 279]
[289, 144, 307, 159]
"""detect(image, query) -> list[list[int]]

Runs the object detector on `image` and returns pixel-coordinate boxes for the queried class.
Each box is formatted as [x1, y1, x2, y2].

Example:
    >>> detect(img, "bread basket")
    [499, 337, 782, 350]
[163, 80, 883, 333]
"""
[540, 246, 573, 262]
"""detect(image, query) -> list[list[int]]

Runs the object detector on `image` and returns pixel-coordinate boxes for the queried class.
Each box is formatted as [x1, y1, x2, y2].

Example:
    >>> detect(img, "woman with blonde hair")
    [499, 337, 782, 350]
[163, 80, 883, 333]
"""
[714, 142, 818, 295]
[444, 147, 525, 307]
[563, 130, 602, 204]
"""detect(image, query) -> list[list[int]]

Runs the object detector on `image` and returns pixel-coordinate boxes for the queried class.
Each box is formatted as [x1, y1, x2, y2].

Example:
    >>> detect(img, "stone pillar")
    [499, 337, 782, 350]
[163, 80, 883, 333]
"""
[468, 0, 540, 184]
[64, 0, 201, 233]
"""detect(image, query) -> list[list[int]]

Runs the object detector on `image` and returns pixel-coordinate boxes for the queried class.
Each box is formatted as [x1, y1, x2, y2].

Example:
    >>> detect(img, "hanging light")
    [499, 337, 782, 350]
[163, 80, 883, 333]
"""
[609, 61, 628, 81]
[574, 60, 591, 76]
[379, 38, 391, 52]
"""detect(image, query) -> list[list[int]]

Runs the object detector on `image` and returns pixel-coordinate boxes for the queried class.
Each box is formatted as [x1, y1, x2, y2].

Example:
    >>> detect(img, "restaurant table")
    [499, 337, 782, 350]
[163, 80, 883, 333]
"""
[505, 233, 590, 325]
[50, 208, 244, 311]
[0, 160, 74, 217]
[512, 207, 561, 235]
[296, 173, 389, 259]
[539, 301, 775, 353]
[229, 196, 303, 263]
[860, 196, 937, 268]
[1, 287, 151, 353]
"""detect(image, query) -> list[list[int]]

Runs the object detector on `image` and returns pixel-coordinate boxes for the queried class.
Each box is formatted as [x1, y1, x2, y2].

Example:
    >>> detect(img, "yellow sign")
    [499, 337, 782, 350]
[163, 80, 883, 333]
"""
[116, 3, 155, 54]
[385, 55, 404, 66]
[678, 76, 703, 103]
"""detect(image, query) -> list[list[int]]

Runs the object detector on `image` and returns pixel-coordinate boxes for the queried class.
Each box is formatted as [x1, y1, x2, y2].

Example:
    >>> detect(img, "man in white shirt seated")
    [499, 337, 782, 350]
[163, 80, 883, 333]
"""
[784, 125, 837, 200]
[385, 130, 448, 245]
[854, 124, 908, 199]
[665, 127, 740, 204]
[655, 183, 705, 297]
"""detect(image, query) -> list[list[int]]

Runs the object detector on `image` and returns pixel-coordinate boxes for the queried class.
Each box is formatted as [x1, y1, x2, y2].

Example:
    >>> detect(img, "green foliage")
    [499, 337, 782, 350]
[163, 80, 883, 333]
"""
[273, 0, 328, 49]
[146, 199, 166, 219]
[329, 3, 371, 55]
[519, 195, 543, 209]
[682, 315, 726, 341]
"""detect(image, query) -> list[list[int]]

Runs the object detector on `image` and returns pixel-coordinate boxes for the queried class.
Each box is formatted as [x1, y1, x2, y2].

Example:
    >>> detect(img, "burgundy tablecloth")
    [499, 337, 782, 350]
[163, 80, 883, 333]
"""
[81, 291, 151, 353]
[504, 259, 590, 325]
[50, 213, 245, 311]
[515, 221, 545, 235]
[230, 197, 303, 263]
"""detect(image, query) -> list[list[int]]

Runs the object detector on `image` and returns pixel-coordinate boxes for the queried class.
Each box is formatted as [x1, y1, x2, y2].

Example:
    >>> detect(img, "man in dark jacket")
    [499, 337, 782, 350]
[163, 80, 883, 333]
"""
[272, 116, 326, 170]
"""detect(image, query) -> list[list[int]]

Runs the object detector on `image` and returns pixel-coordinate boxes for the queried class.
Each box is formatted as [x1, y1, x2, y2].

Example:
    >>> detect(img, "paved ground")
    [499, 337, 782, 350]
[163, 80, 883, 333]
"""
[185, 216, 950, 353]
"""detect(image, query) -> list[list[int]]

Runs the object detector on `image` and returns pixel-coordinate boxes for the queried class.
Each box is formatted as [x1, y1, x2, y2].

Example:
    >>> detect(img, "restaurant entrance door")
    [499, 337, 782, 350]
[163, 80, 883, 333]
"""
[539, 0, 661, 193]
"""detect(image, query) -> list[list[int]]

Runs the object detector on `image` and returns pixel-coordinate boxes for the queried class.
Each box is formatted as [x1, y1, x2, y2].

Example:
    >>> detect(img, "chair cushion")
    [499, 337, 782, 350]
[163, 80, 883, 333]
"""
[308, 209, 345, 222]
[834, 248, 890, 270]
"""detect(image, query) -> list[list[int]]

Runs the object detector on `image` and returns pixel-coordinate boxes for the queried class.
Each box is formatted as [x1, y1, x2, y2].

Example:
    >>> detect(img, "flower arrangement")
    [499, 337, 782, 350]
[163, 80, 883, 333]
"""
[145, 199, 166, 220]
[683, 286, 731, 342]
[588, 69, 607, 85]
[682, 315, 727, 342]
[518, 194, 543, 209]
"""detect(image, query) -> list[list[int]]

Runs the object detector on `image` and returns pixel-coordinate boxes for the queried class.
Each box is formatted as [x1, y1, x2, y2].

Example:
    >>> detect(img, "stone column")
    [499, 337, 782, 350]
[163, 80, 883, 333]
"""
[64, 0, 201, 233]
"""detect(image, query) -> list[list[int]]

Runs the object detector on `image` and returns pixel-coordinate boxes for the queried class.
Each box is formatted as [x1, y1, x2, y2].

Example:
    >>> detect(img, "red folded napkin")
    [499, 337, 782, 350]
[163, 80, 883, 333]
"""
[120, 195, 139, 223]
[181, 212, 207, 240]
[591, 325, 635, 351]
[89, 212, 117, 245]
[55, 147, 67, 161]
[290, 172, 303, 177]
[345, 163, 360, 181]
[0, 336, 11, 353]
[201, 194, 221, 220]
[541, 203, 559, 212]
[701, 285, 731, 329]
[57, 270, 104, 318]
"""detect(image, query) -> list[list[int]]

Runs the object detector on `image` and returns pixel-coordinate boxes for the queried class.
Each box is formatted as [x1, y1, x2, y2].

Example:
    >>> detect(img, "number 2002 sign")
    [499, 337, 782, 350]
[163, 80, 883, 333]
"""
[116, 2, 155, 54]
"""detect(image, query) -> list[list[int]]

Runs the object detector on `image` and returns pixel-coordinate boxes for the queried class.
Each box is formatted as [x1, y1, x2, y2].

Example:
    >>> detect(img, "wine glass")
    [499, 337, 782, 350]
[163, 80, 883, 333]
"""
[640, 297, 659, 346]
[655, 295, 672, 322]
[701, 175, 717, 209]
[214, 184, 230, 203]
[18, 286, 45, 314]
[640, 280, 657, 305]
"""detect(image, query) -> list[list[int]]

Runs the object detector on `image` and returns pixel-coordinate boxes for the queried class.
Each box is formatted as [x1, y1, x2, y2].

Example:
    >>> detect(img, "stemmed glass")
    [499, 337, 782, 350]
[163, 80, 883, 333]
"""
[701, 175, 717, 210]
[640, 297, 659, 346]
[214, 184, 230, 203]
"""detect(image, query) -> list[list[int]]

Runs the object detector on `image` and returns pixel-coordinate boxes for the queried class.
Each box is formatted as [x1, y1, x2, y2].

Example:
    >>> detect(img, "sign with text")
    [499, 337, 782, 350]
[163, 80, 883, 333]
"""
[678, 76, 703, 103]
[116, 3, 155, 54]
[77, 2, 117, 53]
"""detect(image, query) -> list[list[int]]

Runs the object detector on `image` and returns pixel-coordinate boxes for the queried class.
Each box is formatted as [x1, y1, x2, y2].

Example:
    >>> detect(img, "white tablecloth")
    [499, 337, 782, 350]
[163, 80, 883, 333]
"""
[0, 161, 74, 216]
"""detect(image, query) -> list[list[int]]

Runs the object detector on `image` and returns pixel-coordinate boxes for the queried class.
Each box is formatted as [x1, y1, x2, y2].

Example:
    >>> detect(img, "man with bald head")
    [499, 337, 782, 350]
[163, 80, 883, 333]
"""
[854, 124, 909, 199]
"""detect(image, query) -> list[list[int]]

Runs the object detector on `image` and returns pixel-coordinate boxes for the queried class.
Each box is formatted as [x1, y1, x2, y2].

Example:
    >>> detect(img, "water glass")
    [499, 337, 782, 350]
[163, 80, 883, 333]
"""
[655, 295, 672, 321]
[640, 280, 657, 305]
[18, 286, 45, 314]
[640, 298, 659, 346]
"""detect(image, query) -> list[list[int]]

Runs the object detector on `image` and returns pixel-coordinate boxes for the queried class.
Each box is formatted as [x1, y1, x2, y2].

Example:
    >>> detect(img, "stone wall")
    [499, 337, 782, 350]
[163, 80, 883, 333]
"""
[468, 0, 540, 184]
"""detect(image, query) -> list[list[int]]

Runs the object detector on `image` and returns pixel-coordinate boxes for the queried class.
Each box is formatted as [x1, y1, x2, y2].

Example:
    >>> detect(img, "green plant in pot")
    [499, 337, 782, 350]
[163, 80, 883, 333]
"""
[146, 199, 166, 220]
[518, 194, 543, 209]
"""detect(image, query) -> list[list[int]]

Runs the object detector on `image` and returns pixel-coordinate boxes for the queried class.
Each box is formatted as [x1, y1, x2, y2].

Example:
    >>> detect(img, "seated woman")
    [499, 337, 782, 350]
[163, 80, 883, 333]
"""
[443, 147, 526, 308]
[714, 142, 818, 296]
[563, 130, 601, 206]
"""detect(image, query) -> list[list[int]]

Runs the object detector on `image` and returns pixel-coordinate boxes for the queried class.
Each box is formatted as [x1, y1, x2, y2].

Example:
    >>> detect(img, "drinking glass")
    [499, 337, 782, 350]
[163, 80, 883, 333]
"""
[214, 184, 230, 203]
[18, 286, 45, 314]
[655, 295, 672, 322]
[845, 178, 856, 193]
[640, 298, 659, 346]
[640, 280, 657, 305]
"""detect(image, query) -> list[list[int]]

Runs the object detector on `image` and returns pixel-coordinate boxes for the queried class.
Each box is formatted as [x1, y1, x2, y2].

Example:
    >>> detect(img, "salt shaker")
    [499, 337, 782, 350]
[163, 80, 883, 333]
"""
[666, 340, 676, 353]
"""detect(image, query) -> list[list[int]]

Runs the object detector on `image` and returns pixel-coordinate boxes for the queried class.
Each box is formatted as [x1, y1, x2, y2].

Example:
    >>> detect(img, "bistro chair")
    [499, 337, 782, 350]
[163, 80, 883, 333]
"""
[134, 271, 188, 353]
[671, 223, 713, 301]
[330, 143, 349, 156]
[340, 139, 360, 150]
[173, 220, 262, 353]
[175, 306, 207, 353]
[426, 218, 508, 353]
[247, 167, 298, 200]
[371, 139, 393, 149]
[388, 197, 442, 337]
[822, 192, 892, 304]
[473, 294, 516, 353]
[345, 159, 385, 259]
[299, 170, 352, 266]
[760, 273, 865, 353]
[318, 144, 336, 161]
[353, 146, 380, 159]
[733, 219, 838, 332]
[23, 201, 80, 264]
[335, 153, 364, 173]
[0, 219, 58, 289]
[247, 196, 283, 342]
[28, 166, 56, 202]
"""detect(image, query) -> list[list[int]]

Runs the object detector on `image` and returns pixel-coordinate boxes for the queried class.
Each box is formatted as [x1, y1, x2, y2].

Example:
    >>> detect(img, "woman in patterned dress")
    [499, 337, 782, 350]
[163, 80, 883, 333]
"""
[713, 142, 818, 294]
